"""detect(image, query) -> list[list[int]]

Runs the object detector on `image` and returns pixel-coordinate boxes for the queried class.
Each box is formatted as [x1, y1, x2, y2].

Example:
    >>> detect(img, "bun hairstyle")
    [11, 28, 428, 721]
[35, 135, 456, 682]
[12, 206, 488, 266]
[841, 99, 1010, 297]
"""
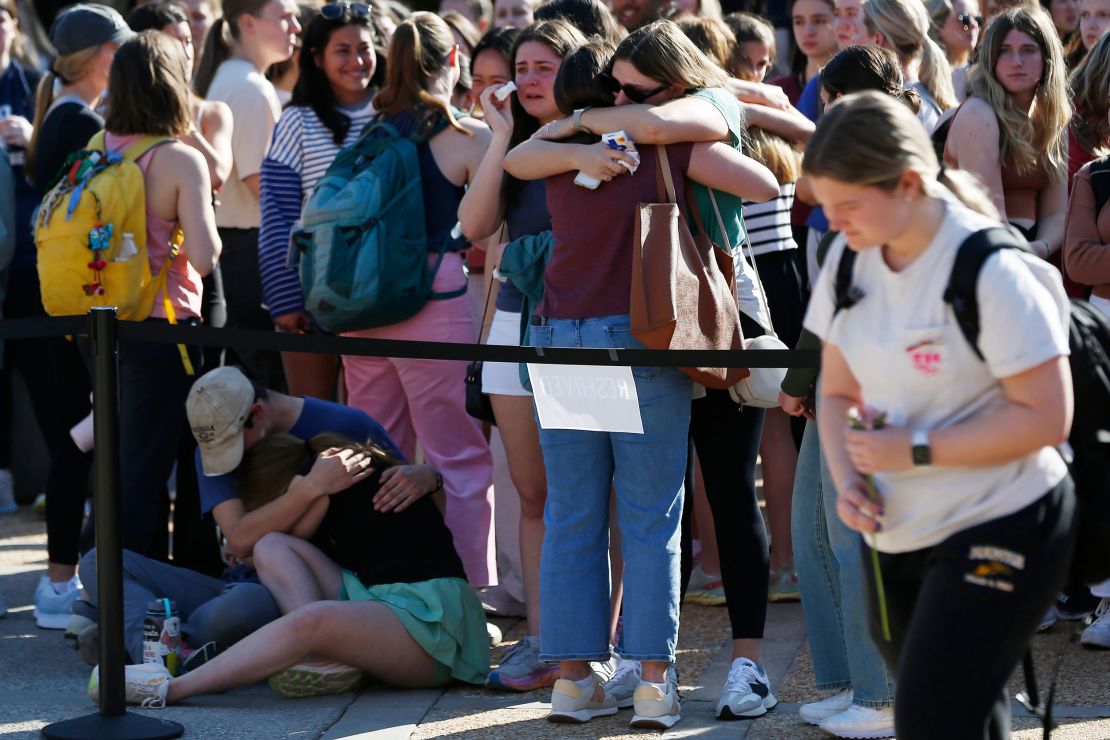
[970, 4, 1070, 180]
[820, 44, 922, 113]
[864, 0, 957, 111]
[373, 11, 468, 133]
[193, 0, 274, 96]
[802, 91, 997, 219]
[553, 39, 617, 114]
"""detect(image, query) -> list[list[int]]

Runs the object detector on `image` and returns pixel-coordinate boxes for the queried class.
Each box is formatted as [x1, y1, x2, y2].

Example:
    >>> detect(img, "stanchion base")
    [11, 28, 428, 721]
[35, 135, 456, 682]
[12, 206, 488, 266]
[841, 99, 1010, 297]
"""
[41, 711, 184, 739]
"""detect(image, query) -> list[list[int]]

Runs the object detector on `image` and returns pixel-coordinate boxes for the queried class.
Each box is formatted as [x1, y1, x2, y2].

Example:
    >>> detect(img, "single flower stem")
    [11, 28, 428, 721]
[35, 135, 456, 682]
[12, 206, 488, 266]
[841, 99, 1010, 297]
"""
[863, 473, 892, 641]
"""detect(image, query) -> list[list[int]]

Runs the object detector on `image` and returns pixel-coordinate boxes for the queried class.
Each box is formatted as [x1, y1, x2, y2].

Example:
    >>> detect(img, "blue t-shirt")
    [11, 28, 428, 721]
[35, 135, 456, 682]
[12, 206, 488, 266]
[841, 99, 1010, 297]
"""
[496, 178, 550, 314]
[197, 397, 404, 516]
[796, 76, 830, 233]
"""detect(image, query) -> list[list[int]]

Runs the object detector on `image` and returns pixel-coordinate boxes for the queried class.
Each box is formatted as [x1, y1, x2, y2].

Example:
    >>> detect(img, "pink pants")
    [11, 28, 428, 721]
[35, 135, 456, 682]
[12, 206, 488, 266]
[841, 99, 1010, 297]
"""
[342, 253, 496, 586]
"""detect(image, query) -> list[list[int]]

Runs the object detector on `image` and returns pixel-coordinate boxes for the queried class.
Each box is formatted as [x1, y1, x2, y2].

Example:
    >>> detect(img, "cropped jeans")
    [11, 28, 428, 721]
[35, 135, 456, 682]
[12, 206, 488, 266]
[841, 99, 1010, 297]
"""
[792, 418, 895, 707]
[530, 314, 691, 662]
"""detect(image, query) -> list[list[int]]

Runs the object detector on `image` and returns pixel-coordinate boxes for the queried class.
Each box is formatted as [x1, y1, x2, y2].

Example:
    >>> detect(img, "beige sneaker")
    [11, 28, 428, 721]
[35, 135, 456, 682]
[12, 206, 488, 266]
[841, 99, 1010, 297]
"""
[88, 663, 171, 708]
[630, 680, 682, 729]
[267, 660, 367, 698]
[548, 673, 619, 723]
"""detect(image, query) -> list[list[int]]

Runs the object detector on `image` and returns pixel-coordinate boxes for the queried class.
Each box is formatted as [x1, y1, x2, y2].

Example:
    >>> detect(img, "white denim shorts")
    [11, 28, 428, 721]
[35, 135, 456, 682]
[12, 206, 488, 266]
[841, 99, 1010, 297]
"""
[481, 308, 531, 397]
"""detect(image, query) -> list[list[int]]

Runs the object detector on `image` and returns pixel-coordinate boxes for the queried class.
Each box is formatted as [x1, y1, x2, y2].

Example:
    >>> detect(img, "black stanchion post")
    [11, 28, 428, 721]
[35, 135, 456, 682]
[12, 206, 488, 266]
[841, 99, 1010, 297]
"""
[41, 308, 183, 740]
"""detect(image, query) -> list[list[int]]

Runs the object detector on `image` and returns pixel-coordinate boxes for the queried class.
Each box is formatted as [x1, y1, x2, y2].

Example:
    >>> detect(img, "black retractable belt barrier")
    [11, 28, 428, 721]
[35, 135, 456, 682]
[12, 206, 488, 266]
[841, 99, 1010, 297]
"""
[39, 309, 184, 740]
[0, 309, 819, 740]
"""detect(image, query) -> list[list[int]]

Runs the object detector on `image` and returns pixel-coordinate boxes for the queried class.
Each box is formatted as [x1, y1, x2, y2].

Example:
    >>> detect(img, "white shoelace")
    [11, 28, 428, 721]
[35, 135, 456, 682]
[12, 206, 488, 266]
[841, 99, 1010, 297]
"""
[139, 694, 166, 709]
[725, 660, 764, 693]
[1094, 598, 1110, 620]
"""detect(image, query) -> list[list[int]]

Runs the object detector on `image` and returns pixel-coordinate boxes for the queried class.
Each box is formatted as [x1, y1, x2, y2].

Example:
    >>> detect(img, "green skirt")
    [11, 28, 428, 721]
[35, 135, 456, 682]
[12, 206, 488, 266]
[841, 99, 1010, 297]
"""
[338, 572, 489, 685]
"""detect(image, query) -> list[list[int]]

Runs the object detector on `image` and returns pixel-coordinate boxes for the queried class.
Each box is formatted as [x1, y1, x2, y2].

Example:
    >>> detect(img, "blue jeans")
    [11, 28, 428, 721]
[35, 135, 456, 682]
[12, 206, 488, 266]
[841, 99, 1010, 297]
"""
[792, 419, 895, 707]
[530, 314, 691, 662]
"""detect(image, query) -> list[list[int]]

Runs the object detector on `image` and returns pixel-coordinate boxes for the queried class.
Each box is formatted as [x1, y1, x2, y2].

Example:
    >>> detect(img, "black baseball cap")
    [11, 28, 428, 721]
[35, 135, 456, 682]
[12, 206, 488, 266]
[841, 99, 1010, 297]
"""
[50, 3, 135, 56]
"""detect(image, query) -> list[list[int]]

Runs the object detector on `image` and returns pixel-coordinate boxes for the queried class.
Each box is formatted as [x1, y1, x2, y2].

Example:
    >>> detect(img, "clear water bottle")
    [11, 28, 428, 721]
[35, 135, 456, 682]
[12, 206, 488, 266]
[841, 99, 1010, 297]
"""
[115, 232, 138, 261]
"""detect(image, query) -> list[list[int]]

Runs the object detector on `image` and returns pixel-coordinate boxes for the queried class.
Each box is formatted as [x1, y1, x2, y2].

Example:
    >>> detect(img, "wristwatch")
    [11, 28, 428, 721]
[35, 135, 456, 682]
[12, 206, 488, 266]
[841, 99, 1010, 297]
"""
[911, 430, 932, 466]
[572, 107, 592, 133]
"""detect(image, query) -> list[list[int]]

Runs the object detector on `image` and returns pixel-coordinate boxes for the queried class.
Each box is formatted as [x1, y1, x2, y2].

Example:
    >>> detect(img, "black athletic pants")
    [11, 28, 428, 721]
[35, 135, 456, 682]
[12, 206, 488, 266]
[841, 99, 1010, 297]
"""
[863, 478, 1076, 740]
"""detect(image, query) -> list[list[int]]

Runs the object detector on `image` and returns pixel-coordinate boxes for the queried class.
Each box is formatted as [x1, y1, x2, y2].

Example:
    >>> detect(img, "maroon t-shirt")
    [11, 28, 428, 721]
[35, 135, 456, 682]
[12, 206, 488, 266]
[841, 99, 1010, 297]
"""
[539, 143, 695, 319]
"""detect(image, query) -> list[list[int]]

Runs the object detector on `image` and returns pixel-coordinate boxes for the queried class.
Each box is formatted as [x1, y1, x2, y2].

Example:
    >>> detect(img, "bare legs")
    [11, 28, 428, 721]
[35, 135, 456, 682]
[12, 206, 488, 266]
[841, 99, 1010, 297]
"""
[251, 532, 343, 614]
[166, 600, 441, 703]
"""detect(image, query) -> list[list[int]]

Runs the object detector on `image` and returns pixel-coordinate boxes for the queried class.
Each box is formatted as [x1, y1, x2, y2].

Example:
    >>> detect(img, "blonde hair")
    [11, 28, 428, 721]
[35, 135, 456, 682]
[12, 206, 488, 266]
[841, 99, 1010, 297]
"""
[865, 0, 958, 110]
[1069, 29, 1110, 157]
[802, 90, 998, 218]
[676, 16, 735, 71]
[612, 19, 732, 91]
[747, 127, 801, 184]
[970, 5, 1070, 180]
[26, 45, 102, 179]
[373, 12, 468, 133]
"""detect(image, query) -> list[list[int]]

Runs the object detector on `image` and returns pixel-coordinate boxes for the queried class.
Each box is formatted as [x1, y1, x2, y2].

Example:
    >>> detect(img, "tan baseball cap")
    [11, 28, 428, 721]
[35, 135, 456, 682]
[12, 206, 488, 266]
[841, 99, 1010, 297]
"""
[187, 367, 256, 476]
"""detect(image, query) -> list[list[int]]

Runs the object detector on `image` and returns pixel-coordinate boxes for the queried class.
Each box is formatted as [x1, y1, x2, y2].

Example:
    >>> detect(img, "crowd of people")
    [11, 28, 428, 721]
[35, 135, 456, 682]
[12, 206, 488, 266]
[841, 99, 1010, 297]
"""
[0, 0, 1107, 736]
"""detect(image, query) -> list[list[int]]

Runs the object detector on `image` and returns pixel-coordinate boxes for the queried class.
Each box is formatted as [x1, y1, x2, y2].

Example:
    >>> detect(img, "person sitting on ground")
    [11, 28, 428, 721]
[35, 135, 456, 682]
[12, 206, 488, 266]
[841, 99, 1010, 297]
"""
[88, 432, 488, 704]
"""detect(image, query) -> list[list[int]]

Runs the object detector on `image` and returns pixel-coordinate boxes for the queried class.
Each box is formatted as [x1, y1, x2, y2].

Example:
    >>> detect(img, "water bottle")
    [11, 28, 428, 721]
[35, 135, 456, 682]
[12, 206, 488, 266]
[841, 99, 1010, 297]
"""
[115, 232, 138, 262]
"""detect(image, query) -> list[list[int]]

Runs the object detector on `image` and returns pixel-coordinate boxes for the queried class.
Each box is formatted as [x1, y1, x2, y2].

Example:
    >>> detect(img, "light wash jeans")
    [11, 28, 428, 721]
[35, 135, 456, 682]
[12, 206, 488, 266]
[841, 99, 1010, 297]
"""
[530, 314, 691, 662]
[792, 418, 895, 708]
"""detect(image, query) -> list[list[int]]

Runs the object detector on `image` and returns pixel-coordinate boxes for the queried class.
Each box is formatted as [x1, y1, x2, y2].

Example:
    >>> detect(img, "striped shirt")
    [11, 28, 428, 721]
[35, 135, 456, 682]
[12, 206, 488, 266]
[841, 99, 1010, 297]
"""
[741, 181, 797, 257]
[258, 100, 376, 320]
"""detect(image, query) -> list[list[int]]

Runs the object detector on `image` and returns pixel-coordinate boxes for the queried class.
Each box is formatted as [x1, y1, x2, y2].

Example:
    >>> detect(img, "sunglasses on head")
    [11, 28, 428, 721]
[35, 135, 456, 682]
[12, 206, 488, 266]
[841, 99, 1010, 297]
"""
[598, 72, 668, 104]
[956, 12, 982, 29]
[321, 2, 371, 19]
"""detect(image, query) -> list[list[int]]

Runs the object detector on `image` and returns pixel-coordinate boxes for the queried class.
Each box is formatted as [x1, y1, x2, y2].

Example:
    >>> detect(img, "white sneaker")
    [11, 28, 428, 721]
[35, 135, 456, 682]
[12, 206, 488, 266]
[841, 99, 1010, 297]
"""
[630, 678, 682, 730]
[34, 575, 81, 629]
[716, 657, 777, 719]
[602, 657, 641, 708]
[799, 688, 854, 725]
[819, 704, 895, 739]
[548, 672, 619, 723]
[1080, 598, 1110, 649]
[88, 663, 172, 708]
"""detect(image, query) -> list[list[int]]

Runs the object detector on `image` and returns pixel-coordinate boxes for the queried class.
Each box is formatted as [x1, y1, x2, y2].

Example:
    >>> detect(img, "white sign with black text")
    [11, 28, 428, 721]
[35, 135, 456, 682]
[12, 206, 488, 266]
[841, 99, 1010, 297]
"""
[526, 364, 644, 434]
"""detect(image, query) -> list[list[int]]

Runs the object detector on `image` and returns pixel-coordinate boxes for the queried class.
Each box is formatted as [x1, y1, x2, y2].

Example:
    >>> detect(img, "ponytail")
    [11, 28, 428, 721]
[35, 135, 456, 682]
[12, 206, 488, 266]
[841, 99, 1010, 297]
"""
[372, 12, 467, 134]
[26, 46, 102, 184]
[25, 71, 56, 182]
[898, 86, 922, 113]
[918, 35, 957, 111]
[193, 16, 233, 97]
[936, 166, 997, 219]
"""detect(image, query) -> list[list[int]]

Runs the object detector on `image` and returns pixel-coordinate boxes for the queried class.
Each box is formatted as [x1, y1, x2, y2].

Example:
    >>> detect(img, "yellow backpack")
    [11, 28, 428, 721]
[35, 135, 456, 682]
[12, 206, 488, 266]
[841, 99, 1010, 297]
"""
[35, 131, 193, 373]
[35, 132, 180, 321]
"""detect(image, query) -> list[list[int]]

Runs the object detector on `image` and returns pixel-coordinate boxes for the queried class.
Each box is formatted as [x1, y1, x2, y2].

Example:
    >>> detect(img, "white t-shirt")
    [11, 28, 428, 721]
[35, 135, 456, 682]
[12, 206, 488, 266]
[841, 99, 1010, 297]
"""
[206, 59, 282, 229]
[804, 196, 1071, 553]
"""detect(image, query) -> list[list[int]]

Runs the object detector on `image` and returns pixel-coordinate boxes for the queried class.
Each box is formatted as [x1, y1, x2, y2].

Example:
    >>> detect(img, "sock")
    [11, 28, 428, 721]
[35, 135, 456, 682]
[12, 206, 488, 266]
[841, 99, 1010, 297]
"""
[50, 580, 70, 595]
[642, 679, 669, 693]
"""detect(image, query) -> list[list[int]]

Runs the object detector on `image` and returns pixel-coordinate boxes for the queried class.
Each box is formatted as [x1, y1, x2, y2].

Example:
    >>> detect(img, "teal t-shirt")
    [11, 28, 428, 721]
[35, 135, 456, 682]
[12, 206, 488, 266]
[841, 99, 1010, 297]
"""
[688, 87, 747, 252]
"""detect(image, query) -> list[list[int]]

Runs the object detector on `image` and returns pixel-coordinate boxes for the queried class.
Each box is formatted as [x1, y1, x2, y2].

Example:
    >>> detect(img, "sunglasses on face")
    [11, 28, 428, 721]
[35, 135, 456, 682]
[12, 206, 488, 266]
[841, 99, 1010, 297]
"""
[956, 13, 982, 29]
[321, 2, 371, 19]
[598, 72, 668, 104]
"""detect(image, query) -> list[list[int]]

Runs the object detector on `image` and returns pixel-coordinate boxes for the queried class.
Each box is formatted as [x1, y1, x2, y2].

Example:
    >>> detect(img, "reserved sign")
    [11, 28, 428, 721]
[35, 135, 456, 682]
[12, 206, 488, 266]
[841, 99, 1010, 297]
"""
[526, 364, 644, 434]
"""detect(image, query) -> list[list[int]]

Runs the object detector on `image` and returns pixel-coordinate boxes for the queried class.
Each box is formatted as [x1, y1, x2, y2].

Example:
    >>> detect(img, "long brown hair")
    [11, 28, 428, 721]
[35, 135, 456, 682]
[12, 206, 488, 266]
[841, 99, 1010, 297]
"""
[970, 5, 1070, 180]
[372, 11, 468, 133]
[105, 31, 192, 137]
[236, 433, 403, 511]
[612, 19, 731, 91]
[1069, 29, 1110, 158]
[193, 0, 274, 97]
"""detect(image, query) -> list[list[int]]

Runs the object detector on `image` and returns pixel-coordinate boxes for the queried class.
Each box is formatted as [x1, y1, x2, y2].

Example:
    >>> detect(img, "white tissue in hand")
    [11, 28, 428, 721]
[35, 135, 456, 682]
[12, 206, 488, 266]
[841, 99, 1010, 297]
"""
[493, 81, 517, 101]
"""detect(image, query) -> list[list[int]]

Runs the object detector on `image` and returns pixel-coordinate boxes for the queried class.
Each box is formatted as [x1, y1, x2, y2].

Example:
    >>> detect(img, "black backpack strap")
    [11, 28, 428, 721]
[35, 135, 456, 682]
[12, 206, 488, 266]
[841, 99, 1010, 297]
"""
[942, 225, 1031, 360]
[832, 244, 860, 316]
[1088, 157, 1110, 219]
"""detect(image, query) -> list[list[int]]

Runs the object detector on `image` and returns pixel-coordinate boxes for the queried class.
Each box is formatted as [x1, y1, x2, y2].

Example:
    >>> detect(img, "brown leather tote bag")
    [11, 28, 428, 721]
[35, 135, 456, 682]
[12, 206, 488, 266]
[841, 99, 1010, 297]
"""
[629, 145, 748, 389]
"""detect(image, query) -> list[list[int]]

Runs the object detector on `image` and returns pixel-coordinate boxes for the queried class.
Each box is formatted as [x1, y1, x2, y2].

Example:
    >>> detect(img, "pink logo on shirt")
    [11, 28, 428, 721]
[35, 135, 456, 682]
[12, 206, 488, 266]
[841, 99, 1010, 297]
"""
[907, 341, 942, 376]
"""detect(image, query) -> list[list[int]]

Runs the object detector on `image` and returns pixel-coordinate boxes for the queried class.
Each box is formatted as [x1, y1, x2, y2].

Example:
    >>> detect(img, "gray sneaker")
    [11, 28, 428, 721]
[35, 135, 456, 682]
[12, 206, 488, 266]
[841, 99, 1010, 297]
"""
[486, 635, 559, 691]
[602, 657, 641, 708]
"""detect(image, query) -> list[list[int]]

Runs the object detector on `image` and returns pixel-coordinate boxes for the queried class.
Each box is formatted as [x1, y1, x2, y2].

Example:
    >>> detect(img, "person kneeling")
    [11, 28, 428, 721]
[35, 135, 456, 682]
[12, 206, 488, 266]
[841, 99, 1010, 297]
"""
[87, 433, 489, 706]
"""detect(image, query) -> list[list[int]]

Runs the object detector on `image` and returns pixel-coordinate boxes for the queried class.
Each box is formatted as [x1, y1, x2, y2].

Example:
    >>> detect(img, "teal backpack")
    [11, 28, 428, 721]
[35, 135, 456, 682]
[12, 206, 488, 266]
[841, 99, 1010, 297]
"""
[292, 115, 466, 333]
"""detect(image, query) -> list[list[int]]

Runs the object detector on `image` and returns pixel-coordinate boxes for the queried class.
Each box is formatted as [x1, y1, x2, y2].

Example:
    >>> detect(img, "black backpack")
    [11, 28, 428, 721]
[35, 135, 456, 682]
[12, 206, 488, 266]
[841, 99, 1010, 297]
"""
[834, 227, 1110, 736]
[834, 227, 1110, 586]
